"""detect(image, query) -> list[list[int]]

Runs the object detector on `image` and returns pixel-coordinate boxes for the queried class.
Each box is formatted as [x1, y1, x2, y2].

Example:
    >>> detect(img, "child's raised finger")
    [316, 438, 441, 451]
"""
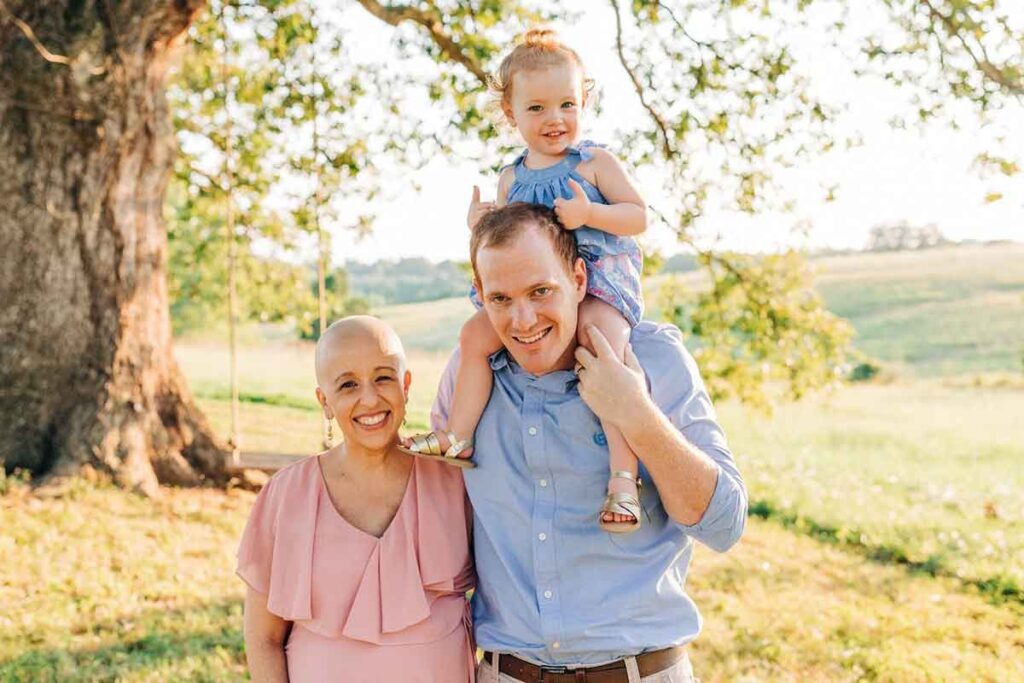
[584, 324, 616, 359]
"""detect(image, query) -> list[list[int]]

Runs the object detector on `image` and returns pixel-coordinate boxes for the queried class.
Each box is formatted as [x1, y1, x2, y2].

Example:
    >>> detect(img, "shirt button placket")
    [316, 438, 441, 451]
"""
[524, 387, 560, 650]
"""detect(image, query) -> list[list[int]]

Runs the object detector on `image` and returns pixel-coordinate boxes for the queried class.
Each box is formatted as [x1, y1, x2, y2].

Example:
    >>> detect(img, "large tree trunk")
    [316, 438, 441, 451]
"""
[0, 0, 227, 495]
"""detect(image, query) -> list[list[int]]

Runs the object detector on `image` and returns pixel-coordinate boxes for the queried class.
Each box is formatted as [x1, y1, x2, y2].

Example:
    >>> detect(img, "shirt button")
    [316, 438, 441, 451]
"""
[528, 427, 538, 436]
[538, 533, 547, 541]
[552, 642, 561, 649]
[543, 590, 553, 599]
[539, 479, 548, 488]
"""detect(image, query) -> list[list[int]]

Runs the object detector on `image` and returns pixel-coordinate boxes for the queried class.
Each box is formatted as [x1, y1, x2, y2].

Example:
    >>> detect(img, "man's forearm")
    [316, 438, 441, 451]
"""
[616, 395, 719, 526]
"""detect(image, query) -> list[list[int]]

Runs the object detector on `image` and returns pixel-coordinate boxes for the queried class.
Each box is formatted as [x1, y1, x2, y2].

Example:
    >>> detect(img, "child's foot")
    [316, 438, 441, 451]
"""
[600, 470, 641, 533]
[400, 430, 475, 460]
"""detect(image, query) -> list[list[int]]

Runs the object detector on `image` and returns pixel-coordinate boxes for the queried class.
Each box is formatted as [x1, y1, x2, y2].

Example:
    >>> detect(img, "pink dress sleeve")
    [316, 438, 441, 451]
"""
[235, 458, 319, 621]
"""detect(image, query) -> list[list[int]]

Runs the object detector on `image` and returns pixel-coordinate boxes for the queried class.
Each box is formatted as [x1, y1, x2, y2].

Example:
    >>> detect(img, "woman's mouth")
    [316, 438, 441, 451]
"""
[353, 411, 390, 430]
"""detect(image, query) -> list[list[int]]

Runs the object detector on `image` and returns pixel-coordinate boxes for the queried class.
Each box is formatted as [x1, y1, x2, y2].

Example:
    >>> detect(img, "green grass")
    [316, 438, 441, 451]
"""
[720, 381, 1024, 604]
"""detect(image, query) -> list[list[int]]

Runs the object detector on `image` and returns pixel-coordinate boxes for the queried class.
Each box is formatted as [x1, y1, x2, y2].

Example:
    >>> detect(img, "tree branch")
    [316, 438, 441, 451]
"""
[920, 0, 1023, 98]
[608, 0, 674, 159]
[353, 0, 488, 86]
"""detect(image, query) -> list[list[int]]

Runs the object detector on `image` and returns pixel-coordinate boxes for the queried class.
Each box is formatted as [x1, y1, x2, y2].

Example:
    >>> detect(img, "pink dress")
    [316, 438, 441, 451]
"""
[236, 455, 475, 682]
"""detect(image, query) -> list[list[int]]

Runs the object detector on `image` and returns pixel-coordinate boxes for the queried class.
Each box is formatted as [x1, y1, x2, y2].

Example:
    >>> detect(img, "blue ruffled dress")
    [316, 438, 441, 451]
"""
[472, 140, 644, 326]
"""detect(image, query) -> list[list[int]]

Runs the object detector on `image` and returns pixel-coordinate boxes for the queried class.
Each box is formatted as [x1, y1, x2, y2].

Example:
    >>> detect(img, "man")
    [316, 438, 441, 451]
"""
[431, 203, 747, 682]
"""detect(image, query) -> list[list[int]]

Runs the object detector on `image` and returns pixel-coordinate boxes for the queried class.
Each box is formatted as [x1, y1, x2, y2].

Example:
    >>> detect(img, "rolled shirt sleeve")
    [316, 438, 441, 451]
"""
[636, 323, 748, 552]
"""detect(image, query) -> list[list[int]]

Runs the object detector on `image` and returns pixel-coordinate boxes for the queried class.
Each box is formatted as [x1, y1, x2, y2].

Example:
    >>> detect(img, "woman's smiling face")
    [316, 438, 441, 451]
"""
[315, 319, 411, 452]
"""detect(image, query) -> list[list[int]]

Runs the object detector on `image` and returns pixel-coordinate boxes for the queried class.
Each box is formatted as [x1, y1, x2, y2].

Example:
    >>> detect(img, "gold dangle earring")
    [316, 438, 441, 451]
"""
[324, 416, 334, 448]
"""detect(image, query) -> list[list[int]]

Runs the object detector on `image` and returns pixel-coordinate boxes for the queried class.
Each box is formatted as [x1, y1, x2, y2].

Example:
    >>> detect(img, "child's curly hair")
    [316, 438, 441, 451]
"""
[488, 27, 596, 119]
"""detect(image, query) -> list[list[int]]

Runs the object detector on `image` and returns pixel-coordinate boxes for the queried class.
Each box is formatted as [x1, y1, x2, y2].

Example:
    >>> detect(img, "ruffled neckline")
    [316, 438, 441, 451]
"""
[512, 139, 601, 182]
[240, 455, 473, 645]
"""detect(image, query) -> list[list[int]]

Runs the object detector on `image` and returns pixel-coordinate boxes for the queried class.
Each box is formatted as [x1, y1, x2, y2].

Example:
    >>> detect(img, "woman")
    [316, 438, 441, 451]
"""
[236, 316, 474, 682]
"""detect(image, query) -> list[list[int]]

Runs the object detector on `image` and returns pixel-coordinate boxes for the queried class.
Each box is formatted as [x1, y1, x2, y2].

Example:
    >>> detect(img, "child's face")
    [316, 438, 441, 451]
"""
[503, 63, 584, 160]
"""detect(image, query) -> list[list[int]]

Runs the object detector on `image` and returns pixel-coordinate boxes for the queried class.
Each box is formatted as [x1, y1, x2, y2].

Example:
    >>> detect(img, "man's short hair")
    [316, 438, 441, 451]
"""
[470, 203, 579, 282]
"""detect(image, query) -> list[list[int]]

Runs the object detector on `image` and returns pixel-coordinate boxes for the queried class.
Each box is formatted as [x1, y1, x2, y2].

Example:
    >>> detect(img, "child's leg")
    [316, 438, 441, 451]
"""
[441, 308, 503, 457]
[578, 296, 640, 525]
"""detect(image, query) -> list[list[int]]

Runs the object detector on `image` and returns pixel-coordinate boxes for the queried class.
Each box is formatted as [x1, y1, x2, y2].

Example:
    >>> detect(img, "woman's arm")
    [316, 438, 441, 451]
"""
[244, 587, 292, 683]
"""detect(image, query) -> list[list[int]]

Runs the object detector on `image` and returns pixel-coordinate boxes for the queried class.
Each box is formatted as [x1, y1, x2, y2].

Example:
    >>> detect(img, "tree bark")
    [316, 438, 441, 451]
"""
[0, 0, 227, 495]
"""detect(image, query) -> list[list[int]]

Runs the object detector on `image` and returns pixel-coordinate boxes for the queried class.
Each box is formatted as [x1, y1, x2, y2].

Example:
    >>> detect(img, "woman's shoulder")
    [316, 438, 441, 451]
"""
[253, 454, 321, 507]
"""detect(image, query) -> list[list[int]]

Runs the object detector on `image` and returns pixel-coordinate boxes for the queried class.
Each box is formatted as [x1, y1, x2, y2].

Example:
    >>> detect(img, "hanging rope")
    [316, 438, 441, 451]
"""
[219, 3, 241, 464]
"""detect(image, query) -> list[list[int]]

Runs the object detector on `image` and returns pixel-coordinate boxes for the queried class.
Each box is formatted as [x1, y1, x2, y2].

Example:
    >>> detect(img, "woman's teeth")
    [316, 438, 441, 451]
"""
[355, 412, 387, 426]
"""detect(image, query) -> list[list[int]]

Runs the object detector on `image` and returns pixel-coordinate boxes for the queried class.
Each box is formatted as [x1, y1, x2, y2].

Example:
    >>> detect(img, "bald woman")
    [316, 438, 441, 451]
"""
[237, 316, 475, 683]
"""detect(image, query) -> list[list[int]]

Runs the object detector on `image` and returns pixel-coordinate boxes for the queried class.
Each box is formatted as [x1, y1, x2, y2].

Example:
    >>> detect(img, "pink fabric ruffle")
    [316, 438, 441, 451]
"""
[237, 455, 473, 645]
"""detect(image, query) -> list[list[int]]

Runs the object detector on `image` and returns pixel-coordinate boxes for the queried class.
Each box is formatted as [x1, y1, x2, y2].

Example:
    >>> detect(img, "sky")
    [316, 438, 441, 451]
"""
[320, 2, 1023, 264]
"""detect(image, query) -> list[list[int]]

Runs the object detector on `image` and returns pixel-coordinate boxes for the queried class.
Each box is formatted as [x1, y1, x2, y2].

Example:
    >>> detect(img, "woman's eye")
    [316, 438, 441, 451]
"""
[376, 375, 393, 382]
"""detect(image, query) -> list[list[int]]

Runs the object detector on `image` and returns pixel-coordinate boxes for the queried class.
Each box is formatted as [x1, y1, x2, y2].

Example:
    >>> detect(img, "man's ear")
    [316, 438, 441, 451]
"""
[473, 278, 484, 301]
[572, 257, 587, 302]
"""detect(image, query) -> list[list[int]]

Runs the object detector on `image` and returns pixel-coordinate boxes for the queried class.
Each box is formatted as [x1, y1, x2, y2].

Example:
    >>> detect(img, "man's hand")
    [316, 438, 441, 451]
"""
[574, 324, 648, 428]
[553, 179, 592, 229]
[467, 185, 495, 230]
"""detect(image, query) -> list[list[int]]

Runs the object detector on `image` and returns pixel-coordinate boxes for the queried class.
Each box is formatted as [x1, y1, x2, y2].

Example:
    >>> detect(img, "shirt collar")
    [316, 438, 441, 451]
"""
[489, 349, 579, 394]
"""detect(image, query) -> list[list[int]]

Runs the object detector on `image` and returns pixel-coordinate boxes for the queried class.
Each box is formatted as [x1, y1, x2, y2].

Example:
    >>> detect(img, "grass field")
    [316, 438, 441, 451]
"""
[3, 479, 1022, 681]
[4, 243, 1024, 680]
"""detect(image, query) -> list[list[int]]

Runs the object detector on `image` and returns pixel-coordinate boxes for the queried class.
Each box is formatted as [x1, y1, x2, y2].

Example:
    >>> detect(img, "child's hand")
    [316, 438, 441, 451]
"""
[553, 179, 592, 229]
[467, 185, 495, 230]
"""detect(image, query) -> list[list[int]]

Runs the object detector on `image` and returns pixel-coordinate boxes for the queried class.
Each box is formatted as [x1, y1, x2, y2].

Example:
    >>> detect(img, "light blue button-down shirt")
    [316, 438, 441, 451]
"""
[431, 321, 747, 667]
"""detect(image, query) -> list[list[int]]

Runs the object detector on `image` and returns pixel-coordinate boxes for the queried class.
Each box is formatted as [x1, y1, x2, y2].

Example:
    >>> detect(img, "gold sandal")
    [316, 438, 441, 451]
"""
[398, 430, 476, 469]
[599, 470, 641, 533]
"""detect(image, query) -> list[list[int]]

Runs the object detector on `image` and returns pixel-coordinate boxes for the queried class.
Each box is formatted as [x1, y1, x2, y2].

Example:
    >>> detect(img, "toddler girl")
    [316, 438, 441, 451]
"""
[405, 28, 648, 533]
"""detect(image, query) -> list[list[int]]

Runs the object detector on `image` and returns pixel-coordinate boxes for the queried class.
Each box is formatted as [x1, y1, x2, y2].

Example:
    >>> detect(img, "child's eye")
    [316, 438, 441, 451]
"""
[561, 101, 576, 109]
[527, 105, 543, 112]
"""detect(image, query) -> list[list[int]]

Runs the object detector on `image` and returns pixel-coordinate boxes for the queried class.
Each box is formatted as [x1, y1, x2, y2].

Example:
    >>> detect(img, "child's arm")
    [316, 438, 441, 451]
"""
[555, 148, 647, 236]
[496, 166, 514, 207]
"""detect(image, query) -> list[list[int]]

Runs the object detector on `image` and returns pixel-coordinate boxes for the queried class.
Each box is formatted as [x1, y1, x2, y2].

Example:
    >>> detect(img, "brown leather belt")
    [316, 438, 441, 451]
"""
[482, 646, 686, 683]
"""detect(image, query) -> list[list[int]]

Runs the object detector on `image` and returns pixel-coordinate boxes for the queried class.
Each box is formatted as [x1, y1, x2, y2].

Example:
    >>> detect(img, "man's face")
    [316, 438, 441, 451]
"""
[475, 225, 586, 375]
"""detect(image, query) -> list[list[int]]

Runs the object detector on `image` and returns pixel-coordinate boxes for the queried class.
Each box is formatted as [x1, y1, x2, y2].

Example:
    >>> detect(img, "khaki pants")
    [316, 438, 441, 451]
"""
[476, 652, 696, 683]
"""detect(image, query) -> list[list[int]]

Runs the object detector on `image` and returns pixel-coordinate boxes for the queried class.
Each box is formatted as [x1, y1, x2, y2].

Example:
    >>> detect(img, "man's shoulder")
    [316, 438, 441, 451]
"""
[630, 321, 691, 365]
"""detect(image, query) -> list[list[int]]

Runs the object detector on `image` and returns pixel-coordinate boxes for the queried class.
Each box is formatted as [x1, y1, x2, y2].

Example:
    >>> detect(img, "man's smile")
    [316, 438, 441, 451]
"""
[511, 327, 552, 346]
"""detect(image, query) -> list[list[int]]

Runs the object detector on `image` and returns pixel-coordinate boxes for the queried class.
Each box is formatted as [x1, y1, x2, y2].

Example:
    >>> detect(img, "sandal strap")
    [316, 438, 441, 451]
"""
[602, 492, 641, 519]
[445, 433, 473, 459]
[408, 431, 443, 455]
[610, 470, 641, 486]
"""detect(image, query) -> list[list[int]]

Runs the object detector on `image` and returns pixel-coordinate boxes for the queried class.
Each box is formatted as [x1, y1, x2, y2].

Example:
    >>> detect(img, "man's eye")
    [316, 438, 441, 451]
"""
[533, 287, 550, 296]
[340, 381, 356, 390]
[490, 296, 509, 305]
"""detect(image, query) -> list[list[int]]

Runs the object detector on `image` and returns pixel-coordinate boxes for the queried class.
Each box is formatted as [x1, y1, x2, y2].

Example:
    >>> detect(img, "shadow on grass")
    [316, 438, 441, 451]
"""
[748, 499, 1023, 608]
[0, 599, 245, 682]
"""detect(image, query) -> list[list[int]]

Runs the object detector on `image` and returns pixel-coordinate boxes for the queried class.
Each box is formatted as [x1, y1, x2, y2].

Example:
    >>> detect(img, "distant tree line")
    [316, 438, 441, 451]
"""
[344, 258, 471, 305]
[866, 223, 950, 252]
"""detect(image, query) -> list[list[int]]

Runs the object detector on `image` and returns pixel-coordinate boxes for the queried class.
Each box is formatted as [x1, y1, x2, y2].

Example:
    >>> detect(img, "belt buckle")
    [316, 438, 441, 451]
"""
[539, 664, 569, 679]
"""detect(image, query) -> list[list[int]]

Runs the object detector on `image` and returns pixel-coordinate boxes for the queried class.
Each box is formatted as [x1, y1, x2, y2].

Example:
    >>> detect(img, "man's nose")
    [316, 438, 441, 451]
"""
[511, 300, 538, 329]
